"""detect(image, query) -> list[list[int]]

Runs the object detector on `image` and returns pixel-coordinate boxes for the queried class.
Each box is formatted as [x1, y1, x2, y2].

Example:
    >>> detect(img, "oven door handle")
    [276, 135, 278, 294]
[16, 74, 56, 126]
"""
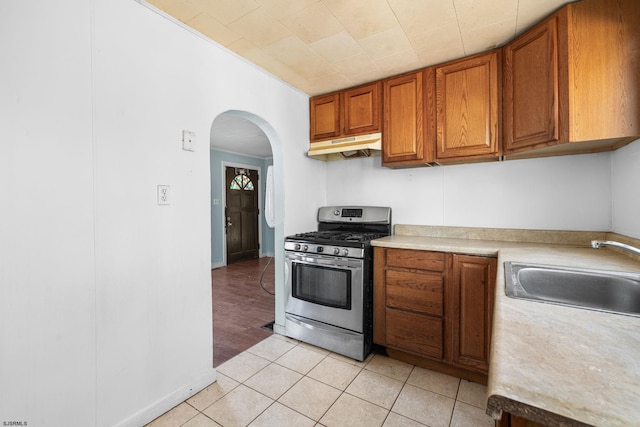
[285, 254, 363, 270]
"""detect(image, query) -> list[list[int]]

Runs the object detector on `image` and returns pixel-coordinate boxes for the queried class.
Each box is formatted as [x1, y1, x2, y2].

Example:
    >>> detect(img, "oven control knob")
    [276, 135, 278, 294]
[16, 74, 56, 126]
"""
[342, 249, 349, 256]
[302, 245, 309, 251]
[333, 248, 340, 255]
[316, 246, 324, 253]
[294, 243, 301, 251]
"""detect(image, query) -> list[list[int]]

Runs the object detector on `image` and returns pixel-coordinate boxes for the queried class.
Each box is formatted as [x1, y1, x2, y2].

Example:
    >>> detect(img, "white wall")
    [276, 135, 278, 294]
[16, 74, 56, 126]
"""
[611, 138, 640, 239]
[0, 0, 321, 426]
[326, 152, 613, 231]
[0, 1, 96, 425]
[93, 2, 215, 425]
[3, 0, 635, 424]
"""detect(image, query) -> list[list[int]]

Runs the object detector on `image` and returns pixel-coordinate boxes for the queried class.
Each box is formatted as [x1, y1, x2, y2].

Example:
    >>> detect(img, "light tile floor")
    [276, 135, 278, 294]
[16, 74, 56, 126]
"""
[146, 334, 494, 427]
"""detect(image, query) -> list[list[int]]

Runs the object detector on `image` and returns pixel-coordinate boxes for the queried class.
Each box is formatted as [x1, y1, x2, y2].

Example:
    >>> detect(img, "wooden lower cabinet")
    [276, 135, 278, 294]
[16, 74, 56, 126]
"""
[450, 254, 497, 374]
[386, 269, 444, 316]
[496, 413, 547, 427]
[373, 247, 497, 381]
[386, 309, 443, 359]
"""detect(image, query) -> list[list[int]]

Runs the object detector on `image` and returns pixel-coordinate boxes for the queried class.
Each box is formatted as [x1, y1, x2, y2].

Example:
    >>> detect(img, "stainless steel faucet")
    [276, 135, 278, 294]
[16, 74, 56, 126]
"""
[591, 240, 640, 256]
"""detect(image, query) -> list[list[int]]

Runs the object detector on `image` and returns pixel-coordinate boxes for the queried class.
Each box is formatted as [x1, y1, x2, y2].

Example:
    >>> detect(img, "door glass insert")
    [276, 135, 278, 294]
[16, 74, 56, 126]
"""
[229, 169, 254, 191]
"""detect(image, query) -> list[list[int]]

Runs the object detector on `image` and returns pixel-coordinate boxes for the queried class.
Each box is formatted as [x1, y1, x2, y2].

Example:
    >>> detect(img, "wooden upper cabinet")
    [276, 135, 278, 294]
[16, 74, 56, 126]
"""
[343, 83, 381, 135]
[382, 69, 435, 166]
[309, 82, 381, 142]
[567, 0, 639, 143]
[311, 0, 639, 161]
[503, 15, 564, 152]
[504, 0, 640, 157]
[310, 93, 340, 141]
[435, 51, 501, 161]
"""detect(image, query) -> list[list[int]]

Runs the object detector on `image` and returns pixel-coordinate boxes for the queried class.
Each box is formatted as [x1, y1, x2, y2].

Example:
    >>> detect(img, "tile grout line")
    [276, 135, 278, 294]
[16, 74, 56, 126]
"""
[216, 339, 334, 425]
[311, 355, 370, 424]
[161, 335, 491, 427]
[245, 344, 326, 425]
[379, 364, 417, 426]
[447, 379, 463, 427]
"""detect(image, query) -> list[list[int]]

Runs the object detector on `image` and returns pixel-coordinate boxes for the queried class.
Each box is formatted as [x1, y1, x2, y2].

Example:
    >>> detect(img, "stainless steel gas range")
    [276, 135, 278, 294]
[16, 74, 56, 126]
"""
[284, 206, 392, 361]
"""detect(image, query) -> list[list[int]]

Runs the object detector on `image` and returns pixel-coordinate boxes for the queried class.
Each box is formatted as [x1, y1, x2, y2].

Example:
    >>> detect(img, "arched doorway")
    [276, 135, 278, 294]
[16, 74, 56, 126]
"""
[209, 110, 285, 365]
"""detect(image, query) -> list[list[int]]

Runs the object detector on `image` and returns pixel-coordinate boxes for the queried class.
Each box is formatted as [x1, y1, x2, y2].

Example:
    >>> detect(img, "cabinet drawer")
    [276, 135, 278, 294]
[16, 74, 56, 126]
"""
[386, 249, 445, 271]
[386, 309, 443, 360]
[386, 269, 443, 316]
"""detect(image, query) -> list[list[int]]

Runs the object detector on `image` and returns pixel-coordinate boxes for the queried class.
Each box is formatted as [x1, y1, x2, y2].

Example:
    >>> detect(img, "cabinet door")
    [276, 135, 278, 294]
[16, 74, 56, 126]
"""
[435, 52, 500, 160]
[497, 413, 547, 427]
[373, 246, 386, 345]
[310, 93, 340, 141]
[567, 0, 640, 143]
[450, 255, 496, 374]
[503, 15, 565, 153]
[382, 70, 434, 165]
[343, 82, 381, 136]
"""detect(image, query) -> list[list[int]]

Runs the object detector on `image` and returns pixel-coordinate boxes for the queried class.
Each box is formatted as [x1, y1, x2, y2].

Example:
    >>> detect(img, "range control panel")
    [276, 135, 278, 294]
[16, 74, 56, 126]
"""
[284, 241, 364, 259]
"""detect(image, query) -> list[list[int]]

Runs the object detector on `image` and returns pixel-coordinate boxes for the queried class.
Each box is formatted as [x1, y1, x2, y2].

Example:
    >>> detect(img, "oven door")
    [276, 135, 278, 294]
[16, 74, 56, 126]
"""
[285, 251, 364, 333]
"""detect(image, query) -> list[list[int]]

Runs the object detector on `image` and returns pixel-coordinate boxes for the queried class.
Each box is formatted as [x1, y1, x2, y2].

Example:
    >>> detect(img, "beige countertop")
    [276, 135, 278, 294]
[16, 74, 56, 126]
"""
[372, 228, 640, 426]
[370, 233, 578, 255]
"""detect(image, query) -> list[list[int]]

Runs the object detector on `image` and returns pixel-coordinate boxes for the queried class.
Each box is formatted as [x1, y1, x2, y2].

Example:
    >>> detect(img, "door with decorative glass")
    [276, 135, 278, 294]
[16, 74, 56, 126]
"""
[225, 167, 259, 264]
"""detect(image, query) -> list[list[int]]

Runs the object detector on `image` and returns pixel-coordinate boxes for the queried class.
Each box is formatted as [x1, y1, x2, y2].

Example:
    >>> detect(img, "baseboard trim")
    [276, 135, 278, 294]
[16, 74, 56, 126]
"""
[114, 368, 217, 427]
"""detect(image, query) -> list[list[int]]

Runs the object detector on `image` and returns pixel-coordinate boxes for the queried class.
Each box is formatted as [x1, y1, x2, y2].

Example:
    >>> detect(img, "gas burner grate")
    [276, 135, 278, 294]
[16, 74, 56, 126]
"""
[292, 231, 385, 243]
[333, 232, 386, 242]
[294, 231, 340, 239]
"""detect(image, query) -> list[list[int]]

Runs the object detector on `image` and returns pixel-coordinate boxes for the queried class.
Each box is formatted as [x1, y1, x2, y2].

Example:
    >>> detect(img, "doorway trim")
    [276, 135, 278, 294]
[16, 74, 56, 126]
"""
[221, 161, 262, 265]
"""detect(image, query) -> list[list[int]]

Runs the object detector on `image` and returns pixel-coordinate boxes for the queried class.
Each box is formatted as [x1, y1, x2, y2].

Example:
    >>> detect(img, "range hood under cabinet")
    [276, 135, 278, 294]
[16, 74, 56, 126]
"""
[307, 133, 382, 161]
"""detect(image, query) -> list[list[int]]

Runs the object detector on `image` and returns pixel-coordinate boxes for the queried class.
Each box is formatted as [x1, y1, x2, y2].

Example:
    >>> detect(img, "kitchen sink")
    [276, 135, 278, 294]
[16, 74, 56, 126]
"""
[504, 262, 640, 317]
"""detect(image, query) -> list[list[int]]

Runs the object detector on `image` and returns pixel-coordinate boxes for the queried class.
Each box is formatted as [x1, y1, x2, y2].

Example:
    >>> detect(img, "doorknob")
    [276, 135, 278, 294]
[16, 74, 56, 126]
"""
[226, 216, 232, 227]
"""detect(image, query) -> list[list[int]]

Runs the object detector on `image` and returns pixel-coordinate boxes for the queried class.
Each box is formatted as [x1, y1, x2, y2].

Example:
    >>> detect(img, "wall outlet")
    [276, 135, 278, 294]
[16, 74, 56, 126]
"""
[213, 199, 220, 205]
[182, 130, 195, 151]
[158, 185, 170, 205]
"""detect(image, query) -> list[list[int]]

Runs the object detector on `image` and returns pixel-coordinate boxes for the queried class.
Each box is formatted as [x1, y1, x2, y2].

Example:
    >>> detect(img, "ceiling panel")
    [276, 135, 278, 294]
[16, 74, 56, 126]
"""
[227, 8, 291, 47]
[146, 0, 574, 96]
[143, 0, 575, 153]
[279, 2, 344, 44]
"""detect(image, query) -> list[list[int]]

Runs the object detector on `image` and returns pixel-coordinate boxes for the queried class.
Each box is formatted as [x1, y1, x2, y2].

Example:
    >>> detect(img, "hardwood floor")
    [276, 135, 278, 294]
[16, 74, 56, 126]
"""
[212, 256, 275, 367]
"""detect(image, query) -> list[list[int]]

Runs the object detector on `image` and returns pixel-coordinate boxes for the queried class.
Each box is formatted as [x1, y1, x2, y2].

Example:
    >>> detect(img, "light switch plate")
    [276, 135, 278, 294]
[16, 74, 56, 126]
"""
[182, 130, 195, 151]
